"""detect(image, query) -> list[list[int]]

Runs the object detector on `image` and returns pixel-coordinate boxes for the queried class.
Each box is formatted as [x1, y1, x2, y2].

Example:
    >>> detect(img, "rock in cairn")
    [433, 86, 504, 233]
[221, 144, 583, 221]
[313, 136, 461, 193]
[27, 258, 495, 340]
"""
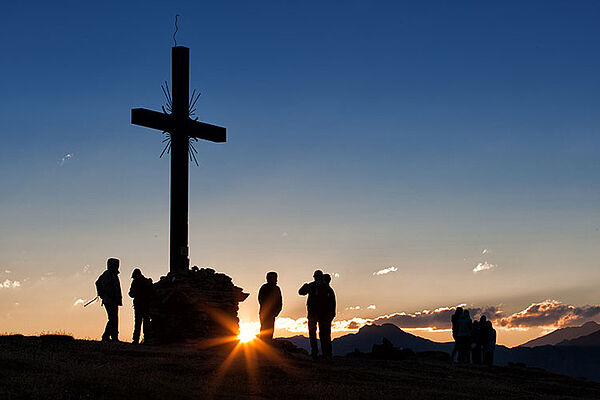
[145, 267, 249, 344]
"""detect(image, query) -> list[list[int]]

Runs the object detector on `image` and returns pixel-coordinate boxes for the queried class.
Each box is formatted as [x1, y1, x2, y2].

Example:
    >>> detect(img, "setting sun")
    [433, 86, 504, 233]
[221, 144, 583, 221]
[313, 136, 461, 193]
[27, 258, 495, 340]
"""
[238, 322, 260, 343]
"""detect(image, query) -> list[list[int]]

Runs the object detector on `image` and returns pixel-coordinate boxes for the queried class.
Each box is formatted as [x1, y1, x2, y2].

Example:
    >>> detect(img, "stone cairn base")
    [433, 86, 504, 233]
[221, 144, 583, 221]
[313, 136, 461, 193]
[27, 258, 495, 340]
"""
[145, 267, 249, 345]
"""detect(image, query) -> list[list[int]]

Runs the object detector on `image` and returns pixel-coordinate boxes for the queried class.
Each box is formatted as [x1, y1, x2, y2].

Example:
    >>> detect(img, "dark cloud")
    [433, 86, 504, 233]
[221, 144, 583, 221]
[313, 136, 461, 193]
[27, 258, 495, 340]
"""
[498, 300, 600, 328]
[346, 321, 361, 330]
[335, 301, 599, 331]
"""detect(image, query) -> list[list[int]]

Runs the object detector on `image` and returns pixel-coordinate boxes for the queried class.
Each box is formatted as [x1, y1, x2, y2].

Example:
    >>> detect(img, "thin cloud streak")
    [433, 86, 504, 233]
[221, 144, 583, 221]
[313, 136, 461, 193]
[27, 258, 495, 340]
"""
[373, 267, 398, 276]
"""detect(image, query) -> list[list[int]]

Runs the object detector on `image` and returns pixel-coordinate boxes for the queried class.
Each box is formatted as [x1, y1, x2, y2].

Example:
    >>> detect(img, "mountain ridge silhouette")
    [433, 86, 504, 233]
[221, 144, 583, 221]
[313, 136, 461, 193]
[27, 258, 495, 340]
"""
[557, 328, 600, 347]
[281, 323, 600, 381]
[520, 321, 600, 347]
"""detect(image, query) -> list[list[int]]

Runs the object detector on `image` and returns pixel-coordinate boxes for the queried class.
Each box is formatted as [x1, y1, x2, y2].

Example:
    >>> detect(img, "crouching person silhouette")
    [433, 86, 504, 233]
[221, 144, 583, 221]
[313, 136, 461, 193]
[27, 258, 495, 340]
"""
[129, 268, 153, 344]
[258, 271, 283, 341]
[95, 258, 122, 342]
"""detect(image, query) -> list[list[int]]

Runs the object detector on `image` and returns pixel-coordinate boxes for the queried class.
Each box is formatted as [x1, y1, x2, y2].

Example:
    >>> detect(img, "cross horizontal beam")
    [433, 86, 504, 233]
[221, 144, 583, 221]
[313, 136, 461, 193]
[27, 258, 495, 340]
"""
[131, 108, 172, 132]
[131, 108, 226, 143]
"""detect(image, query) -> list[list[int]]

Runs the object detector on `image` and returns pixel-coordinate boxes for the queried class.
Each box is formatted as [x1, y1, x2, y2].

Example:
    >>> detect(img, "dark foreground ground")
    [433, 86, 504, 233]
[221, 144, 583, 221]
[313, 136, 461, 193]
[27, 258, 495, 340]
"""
[1, 335, 599, 400]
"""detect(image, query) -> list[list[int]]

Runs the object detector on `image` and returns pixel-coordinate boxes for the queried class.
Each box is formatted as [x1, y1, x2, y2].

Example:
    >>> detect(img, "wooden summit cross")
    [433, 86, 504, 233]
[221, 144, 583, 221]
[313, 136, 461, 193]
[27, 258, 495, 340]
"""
[131, 46, 225, 273]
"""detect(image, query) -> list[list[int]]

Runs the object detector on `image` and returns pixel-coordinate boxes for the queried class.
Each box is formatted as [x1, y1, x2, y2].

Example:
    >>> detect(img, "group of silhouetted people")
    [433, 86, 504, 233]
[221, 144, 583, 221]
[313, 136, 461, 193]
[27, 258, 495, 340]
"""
[95, 259, 497, 366]
[451, 307, 496, 365]
[257, 269, 336, 359]
[95, 258, 153, 343]
[95, 258, 336, 356]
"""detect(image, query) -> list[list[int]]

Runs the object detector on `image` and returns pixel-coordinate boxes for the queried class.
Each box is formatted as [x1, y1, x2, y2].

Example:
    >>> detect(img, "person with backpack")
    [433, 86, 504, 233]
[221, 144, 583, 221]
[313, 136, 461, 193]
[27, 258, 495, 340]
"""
[128, 268, 153, 344]
[319, 273, 336, 359]
[299, 270, 325, 358]
[95, 258, 123, 342]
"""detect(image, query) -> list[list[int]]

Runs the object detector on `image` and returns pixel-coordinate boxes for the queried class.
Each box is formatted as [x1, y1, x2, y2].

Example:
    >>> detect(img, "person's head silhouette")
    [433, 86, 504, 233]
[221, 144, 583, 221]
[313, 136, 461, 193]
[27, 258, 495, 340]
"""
[323, 273, 331, 284]
[107, 258, 120, 274]
[131, 268, 142, 279]
[313, 270, 323, 281]
[266, 271, 278, 284]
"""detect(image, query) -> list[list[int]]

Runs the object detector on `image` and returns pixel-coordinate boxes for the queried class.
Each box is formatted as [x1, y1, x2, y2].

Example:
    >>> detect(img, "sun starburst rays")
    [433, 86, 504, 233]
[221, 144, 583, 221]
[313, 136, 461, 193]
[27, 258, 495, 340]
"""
[194, 311, 298, 396]
[158, 83, 203, 166]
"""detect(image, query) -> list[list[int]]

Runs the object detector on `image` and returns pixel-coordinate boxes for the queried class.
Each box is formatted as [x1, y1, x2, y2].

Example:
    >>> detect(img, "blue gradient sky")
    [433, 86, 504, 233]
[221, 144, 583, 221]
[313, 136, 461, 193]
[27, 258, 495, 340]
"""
[1, 1, 599, 345]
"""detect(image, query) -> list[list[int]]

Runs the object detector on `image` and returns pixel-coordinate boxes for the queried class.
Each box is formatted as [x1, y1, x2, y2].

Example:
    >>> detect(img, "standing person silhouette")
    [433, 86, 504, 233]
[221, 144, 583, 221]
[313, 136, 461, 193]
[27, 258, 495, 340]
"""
[299, 270, 323, 358]
[128, 268, 153, 344]
[299, 270, 336, 359]
[95, 258, 123, 342]
[258, 271, 283, 341]
[456, 309, 473, 363]
[450, 307, 463, 362]
[471, 319, 481, 364]
[474, 315, 489, 364]
[319, 273, 336, 359]
[483, 320, 496, 365]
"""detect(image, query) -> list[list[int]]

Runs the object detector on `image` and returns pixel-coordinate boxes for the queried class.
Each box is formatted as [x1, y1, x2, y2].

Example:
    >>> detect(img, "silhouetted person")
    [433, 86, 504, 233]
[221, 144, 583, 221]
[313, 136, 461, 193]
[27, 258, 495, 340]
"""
[456, 309, 472, 363]
[318, 273, 336, 359]
[299, 270, 329, 358]
[258, 271, 283, 341]
[128, 268, 153, 344]
[483, 320, 496, 365]
[450, 307, 463, 361]
[95, 258, 122, 342]
[471, 320, 481, 364]
[476, 315, 489, 363]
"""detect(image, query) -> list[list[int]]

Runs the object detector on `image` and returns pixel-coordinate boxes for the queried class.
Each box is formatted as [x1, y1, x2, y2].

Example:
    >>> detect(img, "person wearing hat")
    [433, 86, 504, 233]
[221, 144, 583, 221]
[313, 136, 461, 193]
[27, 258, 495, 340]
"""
[128, 268, 153, 344]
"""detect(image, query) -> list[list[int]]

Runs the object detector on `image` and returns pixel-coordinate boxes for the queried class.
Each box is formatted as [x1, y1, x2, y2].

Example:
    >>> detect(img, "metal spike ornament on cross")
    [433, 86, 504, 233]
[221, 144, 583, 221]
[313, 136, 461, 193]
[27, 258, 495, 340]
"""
[131, 46, 226, 273]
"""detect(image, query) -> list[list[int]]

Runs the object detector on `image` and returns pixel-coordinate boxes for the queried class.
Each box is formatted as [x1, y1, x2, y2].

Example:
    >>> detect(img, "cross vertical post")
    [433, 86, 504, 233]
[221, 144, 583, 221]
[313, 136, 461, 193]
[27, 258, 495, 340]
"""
[131, 45, 226, 276]
[170, 46, 190, 272]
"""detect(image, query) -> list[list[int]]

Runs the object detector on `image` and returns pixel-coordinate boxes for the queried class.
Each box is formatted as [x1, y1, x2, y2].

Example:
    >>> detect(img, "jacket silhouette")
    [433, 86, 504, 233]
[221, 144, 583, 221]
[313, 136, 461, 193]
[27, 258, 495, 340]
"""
[95, 258, 122, 342]
[299, 271, 327, 319]
[258, 271, 282, 341]
[128, 268, 153, 344]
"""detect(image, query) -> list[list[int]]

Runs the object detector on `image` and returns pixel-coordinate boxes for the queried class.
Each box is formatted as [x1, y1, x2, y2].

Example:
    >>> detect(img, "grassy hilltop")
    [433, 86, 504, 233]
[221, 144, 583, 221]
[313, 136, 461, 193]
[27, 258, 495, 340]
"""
[1, 335, 599, 400]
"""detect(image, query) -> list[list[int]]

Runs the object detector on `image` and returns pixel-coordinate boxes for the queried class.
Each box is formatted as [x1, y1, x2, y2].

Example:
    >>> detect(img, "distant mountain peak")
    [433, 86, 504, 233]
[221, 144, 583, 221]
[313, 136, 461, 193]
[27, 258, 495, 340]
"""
[358, 323, 404, 334]
[520, 321, 600, 347]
